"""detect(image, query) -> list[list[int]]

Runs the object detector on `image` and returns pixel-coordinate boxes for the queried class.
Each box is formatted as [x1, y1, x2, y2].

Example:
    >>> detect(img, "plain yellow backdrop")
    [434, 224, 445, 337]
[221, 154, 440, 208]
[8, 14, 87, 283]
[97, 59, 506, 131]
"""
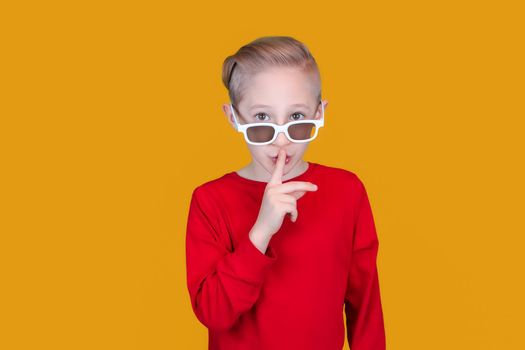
[1, 0, 524, 349]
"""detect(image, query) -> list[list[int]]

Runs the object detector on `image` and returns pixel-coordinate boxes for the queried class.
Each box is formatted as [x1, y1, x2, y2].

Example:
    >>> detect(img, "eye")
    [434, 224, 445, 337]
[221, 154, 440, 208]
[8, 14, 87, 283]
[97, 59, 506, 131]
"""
[254, 112, 306, 122]
[254, 113, 270, 121]
[291, 112, 305, 121]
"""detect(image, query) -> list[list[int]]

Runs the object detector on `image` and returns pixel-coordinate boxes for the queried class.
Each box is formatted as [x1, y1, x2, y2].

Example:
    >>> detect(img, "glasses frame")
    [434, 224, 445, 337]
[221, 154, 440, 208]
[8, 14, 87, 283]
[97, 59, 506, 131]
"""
[229, 100, 325, 146]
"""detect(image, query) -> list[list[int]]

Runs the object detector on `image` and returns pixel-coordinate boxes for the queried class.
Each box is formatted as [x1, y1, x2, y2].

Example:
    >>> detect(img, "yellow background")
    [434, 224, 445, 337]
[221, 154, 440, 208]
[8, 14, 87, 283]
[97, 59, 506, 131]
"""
[1, 1, 524, 349]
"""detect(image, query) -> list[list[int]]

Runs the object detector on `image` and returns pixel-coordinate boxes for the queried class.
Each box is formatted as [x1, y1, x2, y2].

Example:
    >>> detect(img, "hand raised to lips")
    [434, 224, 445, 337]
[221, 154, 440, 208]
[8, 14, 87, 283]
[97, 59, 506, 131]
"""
[252, 149, 318, 237]
[271, 153, 291, 164]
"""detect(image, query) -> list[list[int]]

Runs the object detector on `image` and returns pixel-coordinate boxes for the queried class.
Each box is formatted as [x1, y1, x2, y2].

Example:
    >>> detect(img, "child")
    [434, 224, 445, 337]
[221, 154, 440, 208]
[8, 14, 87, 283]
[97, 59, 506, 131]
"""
[185, 36, 386, 350]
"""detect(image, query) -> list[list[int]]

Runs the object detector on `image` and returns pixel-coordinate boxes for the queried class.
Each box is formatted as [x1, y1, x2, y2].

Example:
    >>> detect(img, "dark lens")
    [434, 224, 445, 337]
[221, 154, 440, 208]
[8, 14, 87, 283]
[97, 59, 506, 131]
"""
[288, 122, 316, 141]
[246, 125, 275, 143]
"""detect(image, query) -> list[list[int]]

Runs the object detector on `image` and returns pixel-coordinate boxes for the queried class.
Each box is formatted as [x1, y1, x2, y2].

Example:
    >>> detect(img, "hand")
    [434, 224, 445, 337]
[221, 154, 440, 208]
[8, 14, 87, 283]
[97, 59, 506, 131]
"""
[252, 149, 318, 237]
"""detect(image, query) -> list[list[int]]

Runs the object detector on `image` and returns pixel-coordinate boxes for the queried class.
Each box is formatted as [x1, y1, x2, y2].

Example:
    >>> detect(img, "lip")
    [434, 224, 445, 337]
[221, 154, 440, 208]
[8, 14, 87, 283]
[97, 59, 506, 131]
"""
[271, 155, 291, 164]
[271, 152, 291, 158]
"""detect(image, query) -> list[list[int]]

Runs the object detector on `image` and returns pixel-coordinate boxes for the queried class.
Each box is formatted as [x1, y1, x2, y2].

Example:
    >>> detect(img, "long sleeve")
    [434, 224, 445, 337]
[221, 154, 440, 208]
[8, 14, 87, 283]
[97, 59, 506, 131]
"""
[344, 177, 386, 349]
[185, 186, 277, 331]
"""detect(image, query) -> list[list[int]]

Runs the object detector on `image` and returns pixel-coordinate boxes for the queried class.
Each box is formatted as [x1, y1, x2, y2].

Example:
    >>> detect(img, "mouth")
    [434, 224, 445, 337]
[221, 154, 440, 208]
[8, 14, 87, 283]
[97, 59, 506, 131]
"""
[271, 155, 291, 164]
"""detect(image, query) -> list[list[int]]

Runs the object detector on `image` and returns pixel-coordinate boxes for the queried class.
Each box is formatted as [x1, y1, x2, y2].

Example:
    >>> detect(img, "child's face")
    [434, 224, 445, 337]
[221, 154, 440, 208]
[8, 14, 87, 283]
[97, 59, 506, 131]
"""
[222, 66, 328, 179]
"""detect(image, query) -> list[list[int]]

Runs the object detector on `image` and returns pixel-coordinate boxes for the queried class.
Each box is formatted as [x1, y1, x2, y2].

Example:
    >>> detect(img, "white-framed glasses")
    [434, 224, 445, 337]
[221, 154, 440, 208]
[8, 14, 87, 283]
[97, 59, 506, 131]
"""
[229, 100, 325, 146]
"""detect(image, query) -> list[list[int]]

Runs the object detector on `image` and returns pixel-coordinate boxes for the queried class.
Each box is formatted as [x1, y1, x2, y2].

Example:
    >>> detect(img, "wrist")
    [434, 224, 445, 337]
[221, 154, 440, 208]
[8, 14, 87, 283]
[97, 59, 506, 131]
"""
[250, 223, 271, 239]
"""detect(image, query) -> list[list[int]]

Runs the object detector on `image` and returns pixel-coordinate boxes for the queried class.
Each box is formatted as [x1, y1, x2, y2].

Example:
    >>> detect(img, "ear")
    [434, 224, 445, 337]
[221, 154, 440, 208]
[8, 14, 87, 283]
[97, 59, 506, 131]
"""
[322, 99, 328, 111]
[222, 103, 236, 130]
[316, 99, 328, 120]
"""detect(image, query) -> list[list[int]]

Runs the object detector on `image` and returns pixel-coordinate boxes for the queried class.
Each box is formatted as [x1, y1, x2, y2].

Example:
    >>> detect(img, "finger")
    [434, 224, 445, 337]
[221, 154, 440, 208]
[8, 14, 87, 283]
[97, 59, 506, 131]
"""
[282, 204, 298, 222]
[290, 209, 298, 222]
[275, 193, 297, 205]
[269, 149, 286, 185]
[288, 190, 308, 200]
[277, 191, 307, 201]
[274, 181, 318, 194]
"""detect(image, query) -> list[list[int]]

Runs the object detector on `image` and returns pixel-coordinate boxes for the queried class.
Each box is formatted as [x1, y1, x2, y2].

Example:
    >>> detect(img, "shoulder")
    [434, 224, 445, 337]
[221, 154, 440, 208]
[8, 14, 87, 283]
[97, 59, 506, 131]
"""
[190, 173, 233, 205]
[312, 162, 370, 214]
[313, 162, 366, 192]
[313, 163, 374, 224]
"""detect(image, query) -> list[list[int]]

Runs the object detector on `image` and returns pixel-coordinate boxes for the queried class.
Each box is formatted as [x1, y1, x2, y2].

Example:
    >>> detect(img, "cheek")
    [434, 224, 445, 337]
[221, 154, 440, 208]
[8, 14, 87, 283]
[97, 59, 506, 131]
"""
[292, 144, 308, 153]
[247, 145, 269, 157]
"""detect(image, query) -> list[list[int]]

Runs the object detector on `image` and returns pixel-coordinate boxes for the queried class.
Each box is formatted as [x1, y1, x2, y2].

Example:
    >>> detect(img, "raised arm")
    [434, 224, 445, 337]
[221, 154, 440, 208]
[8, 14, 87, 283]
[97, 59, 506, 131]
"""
[185, 187, 277, 331]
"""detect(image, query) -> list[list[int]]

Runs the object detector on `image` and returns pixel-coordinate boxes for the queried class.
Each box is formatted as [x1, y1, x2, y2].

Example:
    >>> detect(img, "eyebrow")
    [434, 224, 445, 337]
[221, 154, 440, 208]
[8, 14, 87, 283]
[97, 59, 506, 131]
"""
[249, 103, 309, 111]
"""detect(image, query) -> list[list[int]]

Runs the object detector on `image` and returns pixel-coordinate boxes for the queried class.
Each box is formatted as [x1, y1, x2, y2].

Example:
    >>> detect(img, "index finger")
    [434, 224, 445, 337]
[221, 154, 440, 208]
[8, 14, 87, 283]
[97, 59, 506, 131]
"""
[269, 149, 286, 185]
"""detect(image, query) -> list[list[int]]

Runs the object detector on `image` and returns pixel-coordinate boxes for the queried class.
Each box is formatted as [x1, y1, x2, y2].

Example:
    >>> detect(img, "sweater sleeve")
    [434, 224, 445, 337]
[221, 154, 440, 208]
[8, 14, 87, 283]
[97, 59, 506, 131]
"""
[344, 177, 386, 349]
[185, 186, 277, 331]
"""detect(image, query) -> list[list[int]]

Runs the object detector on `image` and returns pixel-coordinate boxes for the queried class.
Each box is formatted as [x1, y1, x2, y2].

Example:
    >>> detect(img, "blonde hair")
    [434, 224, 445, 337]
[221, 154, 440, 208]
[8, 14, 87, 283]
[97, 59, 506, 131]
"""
[222, 36, 322, 107]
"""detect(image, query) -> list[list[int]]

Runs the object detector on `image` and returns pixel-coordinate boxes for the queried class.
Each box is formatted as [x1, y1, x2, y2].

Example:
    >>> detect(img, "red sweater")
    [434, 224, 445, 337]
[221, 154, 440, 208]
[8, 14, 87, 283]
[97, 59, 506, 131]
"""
[185, 162, 386, 349]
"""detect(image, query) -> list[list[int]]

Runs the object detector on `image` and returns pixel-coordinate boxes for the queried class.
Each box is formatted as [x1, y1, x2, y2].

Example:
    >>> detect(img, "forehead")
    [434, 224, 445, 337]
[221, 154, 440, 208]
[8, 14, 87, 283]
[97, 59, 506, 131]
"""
[241, 66, 318, 108]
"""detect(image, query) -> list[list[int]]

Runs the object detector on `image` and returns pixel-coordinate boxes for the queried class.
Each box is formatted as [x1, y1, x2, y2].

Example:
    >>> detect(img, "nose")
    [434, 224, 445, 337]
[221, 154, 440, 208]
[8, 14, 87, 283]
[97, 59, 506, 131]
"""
[272, 129, 291, 146]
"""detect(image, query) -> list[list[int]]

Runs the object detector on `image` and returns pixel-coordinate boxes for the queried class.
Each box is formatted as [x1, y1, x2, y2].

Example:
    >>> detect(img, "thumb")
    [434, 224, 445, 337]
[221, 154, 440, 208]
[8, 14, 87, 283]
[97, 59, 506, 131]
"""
[290, 210, 298, 223]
